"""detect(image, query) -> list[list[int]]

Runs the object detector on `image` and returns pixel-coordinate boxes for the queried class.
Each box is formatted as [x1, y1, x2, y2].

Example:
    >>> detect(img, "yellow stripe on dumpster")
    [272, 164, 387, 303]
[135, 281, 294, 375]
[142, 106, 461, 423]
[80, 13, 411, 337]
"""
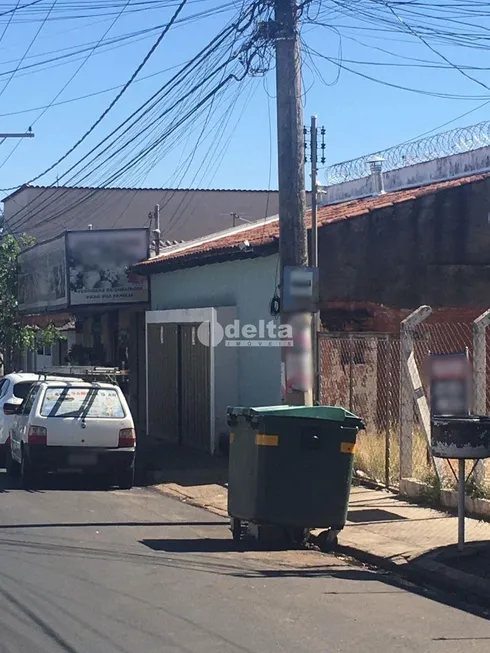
[255, 434, 279, 447]
[340, 442, 356, 454]
[229, 432, 235, 443]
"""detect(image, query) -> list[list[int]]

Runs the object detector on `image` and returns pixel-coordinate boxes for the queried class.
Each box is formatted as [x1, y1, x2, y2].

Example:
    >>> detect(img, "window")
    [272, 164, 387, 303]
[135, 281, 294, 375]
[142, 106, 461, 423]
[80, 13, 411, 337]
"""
[13, 381, 35, 400]
[21, 386, 39, 416]
[0, 380, 8, 399]
[40, 387, 125, 419]
[37, 344, 52, 356]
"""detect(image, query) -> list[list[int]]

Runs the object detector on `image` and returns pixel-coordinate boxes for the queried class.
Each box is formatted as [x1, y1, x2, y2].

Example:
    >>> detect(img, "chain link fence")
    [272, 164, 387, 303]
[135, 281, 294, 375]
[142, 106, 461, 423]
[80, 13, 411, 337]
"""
[319, 333, 400, 488]
[319, 319, 490, 499]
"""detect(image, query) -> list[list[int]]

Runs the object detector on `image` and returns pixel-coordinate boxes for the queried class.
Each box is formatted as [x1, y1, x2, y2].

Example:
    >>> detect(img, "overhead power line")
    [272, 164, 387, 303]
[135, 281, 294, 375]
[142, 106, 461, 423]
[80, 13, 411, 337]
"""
[2, 0, 190, 192]
[4, 1, 262, 235]
[0, 0, 132, 172]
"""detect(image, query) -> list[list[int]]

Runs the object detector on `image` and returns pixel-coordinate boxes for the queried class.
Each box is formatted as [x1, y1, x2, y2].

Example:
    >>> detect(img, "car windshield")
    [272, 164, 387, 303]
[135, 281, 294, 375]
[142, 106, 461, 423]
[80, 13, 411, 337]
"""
[13, 381, 35, 400]
[40, 387, 125, 419]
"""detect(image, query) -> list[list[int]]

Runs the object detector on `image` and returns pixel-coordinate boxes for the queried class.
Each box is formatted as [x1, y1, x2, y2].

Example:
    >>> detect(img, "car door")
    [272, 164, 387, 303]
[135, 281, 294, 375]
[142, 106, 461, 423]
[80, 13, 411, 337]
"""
[11, 386, 39, 462]
[0, 380, 9, 443]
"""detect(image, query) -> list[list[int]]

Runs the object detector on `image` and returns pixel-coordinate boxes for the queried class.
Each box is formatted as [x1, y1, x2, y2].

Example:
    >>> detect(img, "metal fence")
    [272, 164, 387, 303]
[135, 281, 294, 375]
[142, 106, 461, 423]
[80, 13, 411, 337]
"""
[319, 312, 490, 498]
[319, 333, 400, 487]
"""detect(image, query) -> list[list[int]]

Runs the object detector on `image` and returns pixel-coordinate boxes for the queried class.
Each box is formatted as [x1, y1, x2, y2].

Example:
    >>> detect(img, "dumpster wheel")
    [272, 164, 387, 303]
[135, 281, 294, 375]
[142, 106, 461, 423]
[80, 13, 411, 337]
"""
[316, 528, 339, 552]
[285, 527, 310, 548]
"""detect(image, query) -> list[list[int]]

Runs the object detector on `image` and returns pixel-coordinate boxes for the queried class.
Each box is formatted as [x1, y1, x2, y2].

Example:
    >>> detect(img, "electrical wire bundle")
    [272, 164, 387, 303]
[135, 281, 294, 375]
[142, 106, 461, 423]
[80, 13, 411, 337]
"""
[6, 0, 490, 239]
[3, 0, 274, 238]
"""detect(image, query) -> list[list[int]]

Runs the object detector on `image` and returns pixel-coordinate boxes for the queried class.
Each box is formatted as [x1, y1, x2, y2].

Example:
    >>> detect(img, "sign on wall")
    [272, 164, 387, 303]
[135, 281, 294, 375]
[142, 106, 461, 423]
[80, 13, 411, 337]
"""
[18, 235, 67, 313]
[66, 229, 149, 306]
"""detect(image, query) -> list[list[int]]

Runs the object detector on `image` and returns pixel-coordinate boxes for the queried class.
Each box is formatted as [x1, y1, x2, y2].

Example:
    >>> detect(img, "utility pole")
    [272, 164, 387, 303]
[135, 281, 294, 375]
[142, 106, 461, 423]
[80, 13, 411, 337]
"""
[153, 204, 161, 256]
[274, 0, 311, 406]
[310, 115, 320, 404]
[306, 115, 326, 403]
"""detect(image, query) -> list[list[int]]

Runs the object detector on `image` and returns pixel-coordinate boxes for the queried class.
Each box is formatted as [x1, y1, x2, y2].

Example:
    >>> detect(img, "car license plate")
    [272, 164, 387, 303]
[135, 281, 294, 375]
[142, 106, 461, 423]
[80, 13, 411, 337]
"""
[68, 453, 97, 467]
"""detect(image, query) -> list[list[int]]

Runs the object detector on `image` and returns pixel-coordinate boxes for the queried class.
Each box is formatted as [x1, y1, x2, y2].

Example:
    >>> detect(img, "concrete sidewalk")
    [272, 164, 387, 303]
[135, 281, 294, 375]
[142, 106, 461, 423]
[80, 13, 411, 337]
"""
[142, 443, 490, 605]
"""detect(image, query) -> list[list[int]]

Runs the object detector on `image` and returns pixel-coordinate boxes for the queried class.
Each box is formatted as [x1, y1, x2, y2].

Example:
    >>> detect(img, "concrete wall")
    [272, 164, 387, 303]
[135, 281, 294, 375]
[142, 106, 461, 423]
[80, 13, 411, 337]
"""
[150, 254, 281, 407]
[319, 177, 490, 312]
[326, 145, 490, 204]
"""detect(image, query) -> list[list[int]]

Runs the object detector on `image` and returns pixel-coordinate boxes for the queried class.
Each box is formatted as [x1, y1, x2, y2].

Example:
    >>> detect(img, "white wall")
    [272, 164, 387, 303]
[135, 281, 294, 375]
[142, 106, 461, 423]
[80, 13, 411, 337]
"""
[150, 254, 281, 408]
[326, 144, 490, 204]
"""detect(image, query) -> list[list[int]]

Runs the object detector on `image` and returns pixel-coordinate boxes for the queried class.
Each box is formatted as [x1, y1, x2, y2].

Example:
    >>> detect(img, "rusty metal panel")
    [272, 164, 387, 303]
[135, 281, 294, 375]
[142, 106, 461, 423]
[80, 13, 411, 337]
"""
[147, 323, 179, 441]
[179, 324, 211, 451]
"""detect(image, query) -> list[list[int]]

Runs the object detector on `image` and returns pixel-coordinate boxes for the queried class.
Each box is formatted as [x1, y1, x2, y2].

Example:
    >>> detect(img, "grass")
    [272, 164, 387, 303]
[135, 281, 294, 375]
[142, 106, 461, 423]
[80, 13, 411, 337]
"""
[354, 425, 490, 502]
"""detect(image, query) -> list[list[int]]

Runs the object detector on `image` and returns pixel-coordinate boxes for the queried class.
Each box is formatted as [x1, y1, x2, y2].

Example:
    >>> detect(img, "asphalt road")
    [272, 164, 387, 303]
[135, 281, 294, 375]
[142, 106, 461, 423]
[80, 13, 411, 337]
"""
[0, 473, 489, 653]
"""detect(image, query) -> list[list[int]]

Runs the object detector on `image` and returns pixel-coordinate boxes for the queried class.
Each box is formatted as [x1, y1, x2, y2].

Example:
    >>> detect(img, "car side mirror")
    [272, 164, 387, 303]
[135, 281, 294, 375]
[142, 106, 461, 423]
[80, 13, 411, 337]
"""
[3, 403, 19, 416]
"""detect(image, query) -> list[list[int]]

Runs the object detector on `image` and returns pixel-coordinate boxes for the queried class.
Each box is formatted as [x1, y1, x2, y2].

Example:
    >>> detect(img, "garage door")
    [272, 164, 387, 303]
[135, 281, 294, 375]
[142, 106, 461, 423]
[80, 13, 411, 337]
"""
[146, 322, 211, 451]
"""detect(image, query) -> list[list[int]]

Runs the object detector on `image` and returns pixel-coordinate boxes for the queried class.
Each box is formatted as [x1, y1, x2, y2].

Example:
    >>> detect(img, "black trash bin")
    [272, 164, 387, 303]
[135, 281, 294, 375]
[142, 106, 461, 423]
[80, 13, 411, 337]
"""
[226, 405, 364, 548]
[431, 415, 490, 459]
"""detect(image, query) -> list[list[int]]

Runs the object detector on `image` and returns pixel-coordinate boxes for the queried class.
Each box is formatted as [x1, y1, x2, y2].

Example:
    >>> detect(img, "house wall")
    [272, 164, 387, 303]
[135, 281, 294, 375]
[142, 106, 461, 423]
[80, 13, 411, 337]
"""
[149, 254, 281, 407]
[319, 177, 490, 312]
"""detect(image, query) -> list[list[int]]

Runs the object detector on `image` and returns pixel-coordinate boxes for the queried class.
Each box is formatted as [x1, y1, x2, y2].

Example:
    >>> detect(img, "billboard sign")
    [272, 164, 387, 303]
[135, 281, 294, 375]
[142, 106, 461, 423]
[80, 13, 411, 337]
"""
[66, 229, 149, 306]
[18, 235, 68, 314]
[429, 351, 471, 416]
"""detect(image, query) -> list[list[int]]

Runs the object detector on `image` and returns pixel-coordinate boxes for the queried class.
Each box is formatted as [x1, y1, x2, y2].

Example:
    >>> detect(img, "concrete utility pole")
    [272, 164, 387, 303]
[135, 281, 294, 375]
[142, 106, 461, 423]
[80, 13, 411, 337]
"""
[274, 0, 311, 406]
[309, 115, 320, 404]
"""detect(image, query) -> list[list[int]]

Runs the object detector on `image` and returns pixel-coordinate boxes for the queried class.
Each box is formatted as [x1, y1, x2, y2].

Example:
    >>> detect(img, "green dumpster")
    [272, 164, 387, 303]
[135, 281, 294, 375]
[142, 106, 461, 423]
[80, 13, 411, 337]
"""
[226, 405, 364, 547]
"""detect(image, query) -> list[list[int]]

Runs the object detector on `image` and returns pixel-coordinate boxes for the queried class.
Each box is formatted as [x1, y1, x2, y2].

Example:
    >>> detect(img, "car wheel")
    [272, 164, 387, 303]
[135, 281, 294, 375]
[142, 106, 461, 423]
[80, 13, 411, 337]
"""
[5, 445, 20, 477]
[20, 451, 37, 490]
[118, 466, 134, 490]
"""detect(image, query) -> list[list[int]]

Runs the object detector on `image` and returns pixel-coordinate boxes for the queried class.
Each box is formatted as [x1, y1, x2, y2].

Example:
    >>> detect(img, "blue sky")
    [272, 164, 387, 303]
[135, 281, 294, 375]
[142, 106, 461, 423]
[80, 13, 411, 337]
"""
[1, 0, 490, 194]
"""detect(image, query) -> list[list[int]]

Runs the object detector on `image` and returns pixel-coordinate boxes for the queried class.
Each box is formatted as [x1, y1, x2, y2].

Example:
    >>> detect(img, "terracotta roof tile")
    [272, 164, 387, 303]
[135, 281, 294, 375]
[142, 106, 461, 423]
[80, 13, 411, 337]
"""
[135, 173, 490, 271]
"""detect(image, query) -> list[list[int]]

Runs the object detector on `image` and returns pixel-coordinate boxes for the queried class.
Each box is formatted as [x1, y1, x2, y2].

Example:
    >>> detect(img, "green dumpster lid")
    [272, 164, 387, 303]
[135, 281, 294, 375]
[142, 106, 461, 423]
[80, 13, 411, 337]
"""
[226, 404, 363, 423]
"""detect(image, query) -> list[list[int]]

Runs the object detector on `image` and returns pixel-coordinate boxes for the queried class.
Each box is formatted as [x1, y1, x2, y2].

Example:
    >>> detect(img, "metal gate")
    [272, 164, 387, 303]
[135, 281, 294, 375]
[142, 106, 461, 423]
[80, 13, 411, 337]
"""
[147, 322, 211, 451]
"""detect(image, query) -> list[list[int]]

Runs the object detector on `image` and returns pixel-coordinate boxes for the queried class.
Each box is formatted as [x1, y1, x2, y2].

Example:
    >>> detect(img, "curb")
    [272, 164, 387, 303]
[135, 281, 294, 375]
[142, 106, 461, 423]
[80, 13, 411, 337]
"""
[337, 543, 490, 609]
[150, 479, 490, 608]
[150, 483, 229, 519]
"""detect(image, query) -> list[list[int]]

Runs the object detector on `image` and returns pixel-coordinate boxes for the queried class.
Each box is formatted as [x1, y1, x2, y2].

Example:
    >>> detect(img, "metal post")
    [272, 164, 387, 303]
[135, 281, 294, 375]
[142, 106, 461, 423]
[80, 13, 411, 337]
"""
[348, 334, 354, 412]
[458, 458, 466, 552]
[385, 335, 392, 488]
[0, 131, 34, 138]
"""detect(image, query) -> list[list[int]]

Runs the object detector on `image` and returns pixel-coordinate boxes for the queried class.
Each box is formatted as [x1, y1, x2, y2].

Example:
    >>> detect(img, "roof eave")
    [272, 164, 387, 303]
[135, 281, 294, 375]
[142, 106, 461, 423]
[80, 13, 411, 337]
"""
[133, 240, 278, 275]
[2, 183, 29, 203]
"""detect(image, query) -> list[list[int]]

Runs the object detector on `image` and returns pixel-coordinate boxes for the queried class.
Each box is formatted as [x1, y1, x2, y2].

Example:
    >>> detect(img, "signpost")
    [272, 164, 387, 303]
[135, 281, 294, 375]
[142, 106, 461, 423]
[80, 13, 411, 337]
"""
[429, 350, 472, 551]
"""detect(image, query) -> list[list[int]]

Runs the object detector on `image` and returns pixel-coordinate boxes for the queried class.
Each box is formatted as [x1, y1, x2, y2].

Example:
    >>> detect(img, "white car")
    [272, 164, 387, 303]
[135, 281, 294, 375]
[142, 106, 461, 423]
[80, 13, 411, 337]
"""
[6, 379, 136, 490]
[0, 373, 44, 466]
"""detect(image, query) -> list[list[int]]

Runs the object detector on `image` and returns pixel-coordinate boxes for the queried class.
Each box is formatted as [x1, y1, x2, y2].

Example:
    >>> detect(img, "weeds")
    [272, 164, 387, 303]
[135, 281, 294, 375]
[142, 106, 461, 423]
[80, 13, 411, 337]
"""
[353, 425, 490, 502]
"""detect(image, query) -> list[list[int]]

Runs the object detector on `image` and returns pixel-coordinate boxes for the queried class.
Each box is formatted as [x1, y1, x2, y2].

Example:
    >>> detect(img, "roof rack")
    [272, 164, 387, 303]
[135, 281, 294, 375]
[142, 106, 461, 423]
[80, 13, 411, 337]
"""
[41, 366, 128, 385]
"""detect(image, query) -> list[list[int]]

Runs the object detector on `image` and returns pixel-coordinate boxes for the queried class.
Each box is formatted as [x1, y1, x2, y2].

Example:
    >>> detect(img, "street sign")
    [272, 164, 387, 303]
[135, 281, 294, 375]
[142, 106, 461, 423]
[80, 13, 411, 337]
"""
[429, 351, 471, 416]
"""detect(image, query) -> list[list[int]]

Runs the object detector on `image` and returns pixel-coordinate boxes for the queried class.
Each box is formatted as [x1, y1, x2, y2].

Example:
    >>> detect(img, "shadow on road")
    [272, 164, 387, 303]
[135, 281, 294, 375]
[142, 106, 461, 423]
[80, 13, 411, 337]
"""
[140, 537, 304, 554]
[0, 520, 226, 530]
[136, 441, 228, 489]
[0, 470, 128, 493]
